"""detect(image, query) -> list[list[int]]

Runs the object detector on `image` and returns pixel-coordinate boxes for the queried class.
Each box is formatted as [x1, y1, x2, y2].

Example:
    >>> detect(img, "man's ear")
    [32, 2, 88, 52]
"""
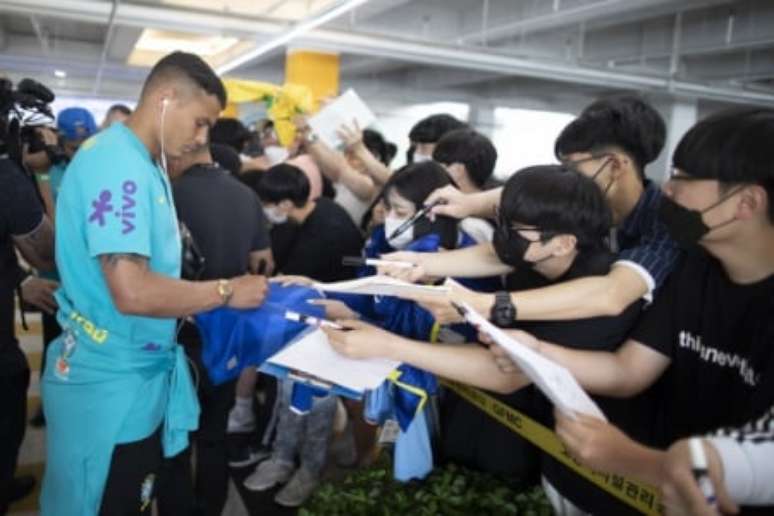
[735, 184, 768, 222]
[552, 234, 578, 256]
[607, 151, 629, 179]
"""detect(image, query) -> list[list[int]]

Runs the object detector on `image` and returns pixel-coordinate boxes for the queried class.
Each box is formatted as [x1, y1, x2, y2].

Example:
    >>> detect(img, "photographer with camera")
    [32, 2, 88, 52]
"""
[0, 77, 58, 513]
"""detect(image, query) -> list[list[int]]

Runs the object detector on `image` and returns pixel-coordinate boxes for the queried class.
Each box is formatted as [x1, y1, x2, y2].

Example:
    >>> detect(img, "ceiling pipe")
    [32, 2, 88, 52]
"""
[93, 0, 120, 95]
[0, 0, 772, 105]
[215, 0, 368, 75]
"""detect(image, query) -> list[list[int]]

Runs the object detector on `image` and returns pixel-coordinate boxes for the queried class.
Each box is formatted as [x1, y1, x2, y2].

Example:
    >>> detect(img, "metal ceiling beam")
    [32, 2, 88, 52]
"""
[0, 0, 772, 106]
[599, 37, 774, 66]
[28, 15, 49, 54]
[456, 0, 733, 45]
[303, 31, 774, 106]
[93, 0, 120, 95]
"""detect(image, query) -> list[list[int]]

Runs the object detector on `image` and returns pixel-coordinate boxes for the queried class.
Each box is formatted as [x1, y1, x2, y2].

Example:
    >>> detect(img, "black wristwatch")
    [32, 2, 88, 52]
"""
[490, 291, 517, 328]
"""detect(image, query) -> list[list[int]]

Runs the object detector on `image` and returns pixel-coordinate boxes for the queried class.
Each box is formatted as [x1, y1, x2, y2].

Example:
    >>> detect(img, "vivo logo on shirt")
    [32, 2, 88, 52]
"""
[120, 180, 137, 234]
[678, 331, 759, 387]
[87, 179, 138, 234]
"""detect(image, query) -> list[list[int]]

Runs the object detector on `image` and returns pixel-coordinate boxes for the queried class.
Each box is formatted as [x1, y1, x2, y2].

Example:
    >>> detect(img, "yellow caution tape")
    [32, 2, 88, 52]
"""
[428, 322, 662, 514]
[440, 380, 662, 515]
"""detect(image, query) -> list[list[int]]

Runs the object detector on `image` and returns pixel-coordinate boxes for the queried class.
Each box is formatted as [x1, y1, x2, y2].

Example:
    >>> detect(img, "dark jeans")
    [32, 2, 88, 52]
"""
[156, 323, 236, 516]
[99, 428, 162, 516]
[0, 359, 30, 514]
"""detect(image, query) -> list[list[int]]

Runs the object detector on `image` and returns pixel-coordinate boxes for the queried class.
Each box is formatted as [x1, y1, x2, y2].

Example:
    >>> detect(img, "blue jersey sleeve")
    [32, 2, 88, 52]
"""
[80, 154, 154, 259]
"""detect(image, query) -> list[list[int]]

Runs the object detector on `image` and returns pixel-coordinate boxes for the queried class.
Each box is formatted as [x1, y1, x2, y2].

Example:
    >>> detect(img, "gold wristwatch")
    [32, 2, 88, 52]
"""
[216, 279, 233, 305]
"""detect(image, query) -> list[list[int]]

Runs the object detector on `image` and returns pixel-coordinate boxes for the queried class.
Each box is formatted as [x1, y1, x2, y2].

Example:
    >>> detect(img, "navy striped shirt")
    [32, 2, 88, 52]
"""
[613, 181, 680, 299]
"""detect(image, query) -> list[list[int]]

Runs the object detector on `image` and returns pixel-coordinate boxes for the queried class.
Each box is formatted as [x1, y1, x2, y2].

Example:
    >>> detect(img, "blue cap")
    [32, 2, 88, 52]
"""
[57, 107, 97, 141]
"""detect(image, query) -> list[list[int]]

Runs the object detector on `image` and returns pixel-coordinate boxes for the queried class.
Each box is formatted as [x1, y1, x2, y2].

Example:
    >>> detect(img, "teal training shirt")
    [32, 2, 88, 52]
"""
[55, 121, 181, 347]
[41, 122, 198, 516]
[53, 121, 182, 442]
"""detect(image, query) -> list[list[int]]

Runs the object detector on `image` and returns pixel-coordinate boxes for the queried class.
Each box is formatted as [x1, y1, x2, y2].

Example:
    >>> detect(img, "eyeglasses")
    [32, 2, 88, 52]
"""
[667, 168, 708, 182]
[495, 212, 556, 243]
[562, 153, 612, 169]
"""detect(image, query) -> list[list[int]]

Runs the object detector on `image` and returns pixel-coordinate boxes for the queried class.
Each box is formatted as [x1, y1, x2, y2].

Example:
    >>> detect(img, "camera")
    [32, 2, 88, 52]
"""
[0, 77, 63, 165]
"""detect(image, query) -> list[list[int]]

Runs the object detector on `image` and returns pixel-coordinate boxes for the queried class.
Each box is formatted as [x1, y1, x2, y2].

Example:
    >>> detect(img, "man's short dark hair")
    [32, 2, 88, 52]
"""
[362, 129, 397, 166]
[211, 118, 250, 153]
[408, 114, 467, 144]
[432, 129, 497, 188]
[255, 163, 310, 207]
[554, 95, 665, 178]
[210, 142, 241, 175]
[500, 165, 612, 251]
[107, 104, 132, 116]
[141, 51, 227, 109]
[673, 107, 774, 223]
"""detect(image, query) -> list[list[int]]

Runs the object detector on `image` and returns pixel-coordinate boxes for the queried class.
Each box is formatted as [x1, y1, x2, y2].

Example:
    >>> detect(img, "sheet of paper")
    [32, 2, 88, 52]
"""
[459, 301, 607, 420]
[314, 275, 450, 298]
[307, 89, 376, 149]
[266, 328, 400, 393]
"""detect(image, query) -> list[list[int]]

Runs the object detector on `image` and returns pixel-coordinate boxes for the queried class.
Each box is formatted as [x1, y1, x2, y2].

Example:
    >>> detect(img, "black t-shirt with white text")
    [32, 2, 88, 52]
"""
[632, 250, 774, 441]
[632, 250, 774, 516]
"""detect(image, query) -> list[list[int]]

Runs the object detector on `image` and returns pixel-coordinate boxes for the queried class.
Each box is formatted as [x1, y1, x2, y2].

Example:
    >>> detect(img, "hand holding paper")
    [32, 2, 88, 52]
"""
[307, 89, 376, 149]
[264, 328, 400, 394]
[456, 301, 606, 420]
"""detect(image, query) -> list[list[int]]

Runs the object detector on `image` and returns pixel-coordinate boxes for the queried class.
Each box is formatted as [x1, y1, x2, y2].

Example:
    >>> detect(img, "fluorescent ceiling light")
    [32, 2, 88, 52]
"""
[54, 69, 67, 78]
[135, 29, 239, 57]
[216, 0, 368, 75]
[161, 0, 339, 21]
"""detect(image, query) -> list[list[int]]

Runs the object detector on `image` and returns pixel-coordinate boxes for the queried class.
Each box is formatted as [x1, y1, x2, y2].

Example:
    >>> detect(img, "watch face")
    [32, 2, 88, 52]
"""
[492, 292, 515, 327]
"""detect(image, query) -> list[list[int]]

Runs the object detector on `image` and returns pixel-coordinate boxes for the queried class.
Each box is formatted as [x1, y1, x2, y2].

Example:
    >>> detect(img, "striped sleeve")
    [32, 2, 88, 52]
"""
[615, 224, 680, 300]
[706, 405, 774, 505]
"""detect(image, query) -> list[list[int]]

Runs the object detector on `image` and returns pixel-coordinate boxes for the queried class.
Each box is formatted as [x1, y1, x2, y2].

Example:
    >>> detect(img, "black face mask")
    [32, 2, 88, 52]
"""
[493, 223, 554, 269]
[658, 189, 741, 249]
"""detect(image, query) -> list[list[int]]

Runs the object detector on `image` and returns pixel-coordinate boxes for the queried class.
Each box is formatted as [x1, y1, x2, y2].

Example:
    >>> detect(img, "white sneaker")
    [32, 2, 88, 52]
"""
[227, 406, 256, 434]
[243, 458, 294, 492]
[274, 467, 320, 507]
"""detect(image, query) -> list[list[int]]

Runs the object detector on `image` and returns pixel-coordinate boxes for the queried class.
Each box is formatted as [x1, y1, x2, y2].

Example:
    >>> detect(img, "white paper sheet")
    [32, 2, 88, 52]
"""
[459, 301, 607, 420]
[266, 328, 400, 393]
[314, 275, 450, 298]
[307, 89, 376, 149]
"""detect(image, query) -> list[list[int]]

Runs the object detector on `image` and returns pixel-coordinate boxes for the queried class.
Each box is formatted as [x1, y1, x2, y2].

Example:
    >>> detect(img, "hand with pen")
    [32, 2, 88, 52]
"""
[411, 279, 491, 326]
[376, 251, 428, 283]
[661, 438, 736, 516]
[322, 319, 400, 361]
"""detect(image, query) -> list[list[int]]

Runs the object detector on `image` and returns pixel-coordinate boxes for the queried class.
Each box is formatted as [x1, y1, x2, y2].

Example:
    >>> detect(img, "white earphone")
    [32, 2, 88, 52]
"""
[159, 97, 169, 174]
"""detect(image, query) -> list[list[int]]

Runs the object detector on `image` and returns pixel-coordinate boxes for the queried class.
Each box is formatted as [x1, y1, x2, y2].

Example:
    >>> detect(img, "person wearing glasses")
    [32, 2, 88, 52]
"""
[324, 164, 651, 515]
[486, 108, 774, 516]
[379, 95, 680, 328]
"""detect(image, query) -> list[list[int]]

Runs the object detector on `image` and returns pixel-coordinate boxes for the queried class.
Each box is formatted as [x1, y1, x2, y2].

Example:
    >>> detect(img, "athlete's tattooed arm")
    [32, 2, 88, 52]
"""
[98, 252, 267, 317]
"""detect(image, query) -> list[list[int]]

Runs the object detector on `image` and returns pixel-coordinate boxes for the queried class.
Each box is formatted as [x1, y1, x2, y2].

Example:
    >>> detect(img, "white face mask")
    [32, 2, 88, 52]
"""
[413, 152, 432, 163]
[384, 215, 415, 249]
[263, 206, 288, 225]
[264, 145, 289, 165]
